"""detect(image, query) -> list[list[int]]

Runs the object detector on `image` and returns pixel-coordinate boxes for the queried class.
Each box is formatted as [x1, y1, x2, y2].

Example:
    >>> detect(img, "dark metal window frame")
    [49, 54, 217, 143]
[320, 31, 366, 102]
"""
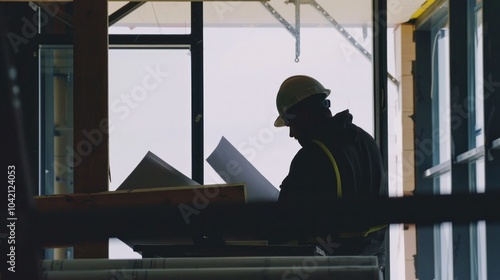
[39, 2, 205, 184]
[414, 0, 500, 279]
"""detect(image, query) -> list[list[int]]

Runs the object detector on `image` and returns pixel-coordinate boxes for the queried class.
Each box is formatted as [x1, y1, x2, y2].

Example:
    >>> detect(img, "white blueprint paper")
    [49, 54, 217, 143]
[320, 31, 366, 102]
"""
[206, 136, 279, 203]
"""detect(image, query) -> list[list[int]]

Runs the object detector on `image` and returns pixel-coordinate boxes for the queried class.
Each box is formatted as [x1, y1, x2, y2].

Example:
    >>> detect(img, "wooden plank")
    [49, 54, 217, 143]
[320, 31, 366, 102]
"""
[35, 184, 246, 211]
[73, 0, 108, 258]
[35, 184, 246, 247]
[73, 0, 108, 194]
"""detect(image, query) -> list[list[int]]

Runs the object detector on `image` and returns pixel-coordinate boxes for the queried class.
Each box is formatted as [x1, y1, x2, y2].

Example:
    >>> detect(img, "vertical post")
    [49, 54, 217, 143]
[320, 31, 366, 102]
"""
[373, 0, 388, 277]
[414, 29, 435, 280]
[483, 0, 500, 278]
[191, 2, 204, 184]
[373, 0, 388, 167]
[449, 0, 472, 277]
[73, 0, 109, 258]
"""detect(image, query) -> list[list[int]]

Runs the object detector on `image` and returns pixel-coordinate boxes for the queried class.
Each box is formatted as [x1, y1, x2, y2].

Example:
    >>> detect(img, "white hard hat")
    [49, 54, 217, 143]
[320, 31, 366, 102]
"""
[274, 75, 331, 127]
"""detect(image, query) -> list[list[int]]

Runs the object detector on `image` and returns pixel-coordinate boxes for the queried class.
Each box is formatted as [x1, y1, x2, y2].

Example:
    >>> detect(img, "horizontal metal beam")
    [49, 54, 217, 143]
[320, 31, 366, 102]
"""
[37, 34, 195, 46]
[112, 34, 193, 45]
[109, 34, 193, 47]
[456, 146, 485, 164]
[493, 137, 500, 150]
[423, 160, 451, 178]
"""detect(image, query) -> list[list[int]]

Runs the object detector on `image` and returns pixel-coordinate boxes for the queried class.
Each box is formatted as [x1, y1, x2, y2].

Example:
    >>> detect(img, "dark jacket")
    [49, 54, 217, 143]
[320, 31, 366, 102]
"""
[279, 110, 386, 203]
[277, 110, 387, 264]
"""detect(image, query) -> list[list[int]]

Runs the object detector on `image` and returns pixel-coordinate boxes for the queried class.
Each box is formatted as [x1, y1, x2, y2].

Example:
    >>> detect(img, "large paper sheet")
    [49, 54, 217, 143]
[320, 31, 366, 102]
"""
[207, 137, 279, 202]
[118, 151, 199, 190]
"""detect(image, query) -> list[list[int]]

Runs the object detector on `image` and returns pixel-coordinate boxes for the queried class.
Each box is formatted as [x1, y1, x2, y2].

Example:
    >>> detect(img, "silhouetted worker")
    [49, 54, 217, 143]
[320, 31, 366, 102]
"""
[274, 75, 387, 269]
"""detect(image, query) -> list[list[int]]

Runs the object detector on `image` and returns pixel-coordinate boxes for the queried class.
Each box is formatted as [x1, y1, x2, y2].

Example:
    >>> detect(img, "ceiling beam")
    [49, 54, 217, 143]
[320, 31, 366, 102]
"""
[109, 1, 145, 26]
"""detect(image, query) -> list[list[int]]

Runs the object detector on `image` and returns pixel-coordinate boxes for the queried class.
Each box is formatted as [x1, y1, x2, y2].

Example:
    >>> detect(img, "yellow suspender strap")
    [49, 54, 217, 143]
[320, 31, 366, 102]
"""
[311, 139, 387, 238]
[338, 224, 388, 238]
[311, 139, 342, 198]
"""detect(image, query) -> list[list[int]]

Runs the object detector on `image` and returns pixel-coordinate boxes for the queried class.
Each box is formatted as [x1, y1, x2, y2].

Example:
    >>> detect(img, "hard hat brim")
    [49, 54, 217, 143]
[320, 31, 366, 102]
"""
[274, 89, 330, 128]
[274, 116, 286, 127]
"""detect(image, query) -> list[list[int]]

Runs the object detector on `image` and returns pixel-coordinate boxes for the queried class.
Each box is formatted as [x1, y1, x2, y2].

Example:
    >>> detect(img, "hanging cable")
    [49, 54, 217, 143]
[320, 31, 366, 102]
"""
[151, 2, 163, 35]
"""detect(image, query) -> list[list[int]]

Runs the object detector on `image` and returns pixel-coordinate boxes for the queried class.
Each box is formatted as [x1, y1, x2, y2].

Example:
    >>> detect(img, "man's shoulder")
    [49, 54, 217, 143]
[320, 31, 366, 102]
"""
[294, 142, 326, 158]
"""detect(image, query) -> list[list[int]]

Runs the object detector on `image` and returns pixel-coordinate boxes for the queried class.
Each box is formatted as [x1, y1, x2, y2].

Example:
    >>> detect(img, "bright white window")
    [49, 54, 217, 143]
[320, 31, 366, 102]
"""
[433, 26, 454, 280]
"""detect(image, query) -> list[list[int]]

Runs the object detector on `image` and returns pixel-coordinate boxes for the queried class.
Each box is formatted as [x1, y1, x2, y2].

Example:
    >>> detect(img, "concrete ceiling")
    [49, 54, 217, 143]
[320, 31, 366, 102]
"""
[109, 0, 427, 28]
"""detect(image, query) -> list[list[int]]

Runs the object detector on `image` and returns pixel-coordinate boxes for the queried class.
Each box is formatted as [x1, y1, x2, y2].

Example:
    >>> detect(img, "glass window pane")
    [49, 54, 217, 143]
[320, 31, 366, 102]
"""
[203, 1, 373, 187]
[473, 7, 484, 148]
[433, 172, 454, 280]
[40, 47, 75, 260]
[108, 49, 191, 258]
[436, 28, 451, 165]
[108, 49, 191, 191]
[426, 6, 454, 276]
[435, 221, 454, 280]
[40, 47, 74, 196]
[470, 4, 487, 280]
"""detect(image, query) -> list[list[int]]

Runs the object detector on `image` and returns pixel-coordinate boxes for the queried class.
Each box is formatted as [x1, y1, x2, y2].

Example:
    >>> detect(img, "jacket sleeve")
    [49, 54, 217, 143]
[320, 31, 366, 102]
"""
[278, 144, 338, 204]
